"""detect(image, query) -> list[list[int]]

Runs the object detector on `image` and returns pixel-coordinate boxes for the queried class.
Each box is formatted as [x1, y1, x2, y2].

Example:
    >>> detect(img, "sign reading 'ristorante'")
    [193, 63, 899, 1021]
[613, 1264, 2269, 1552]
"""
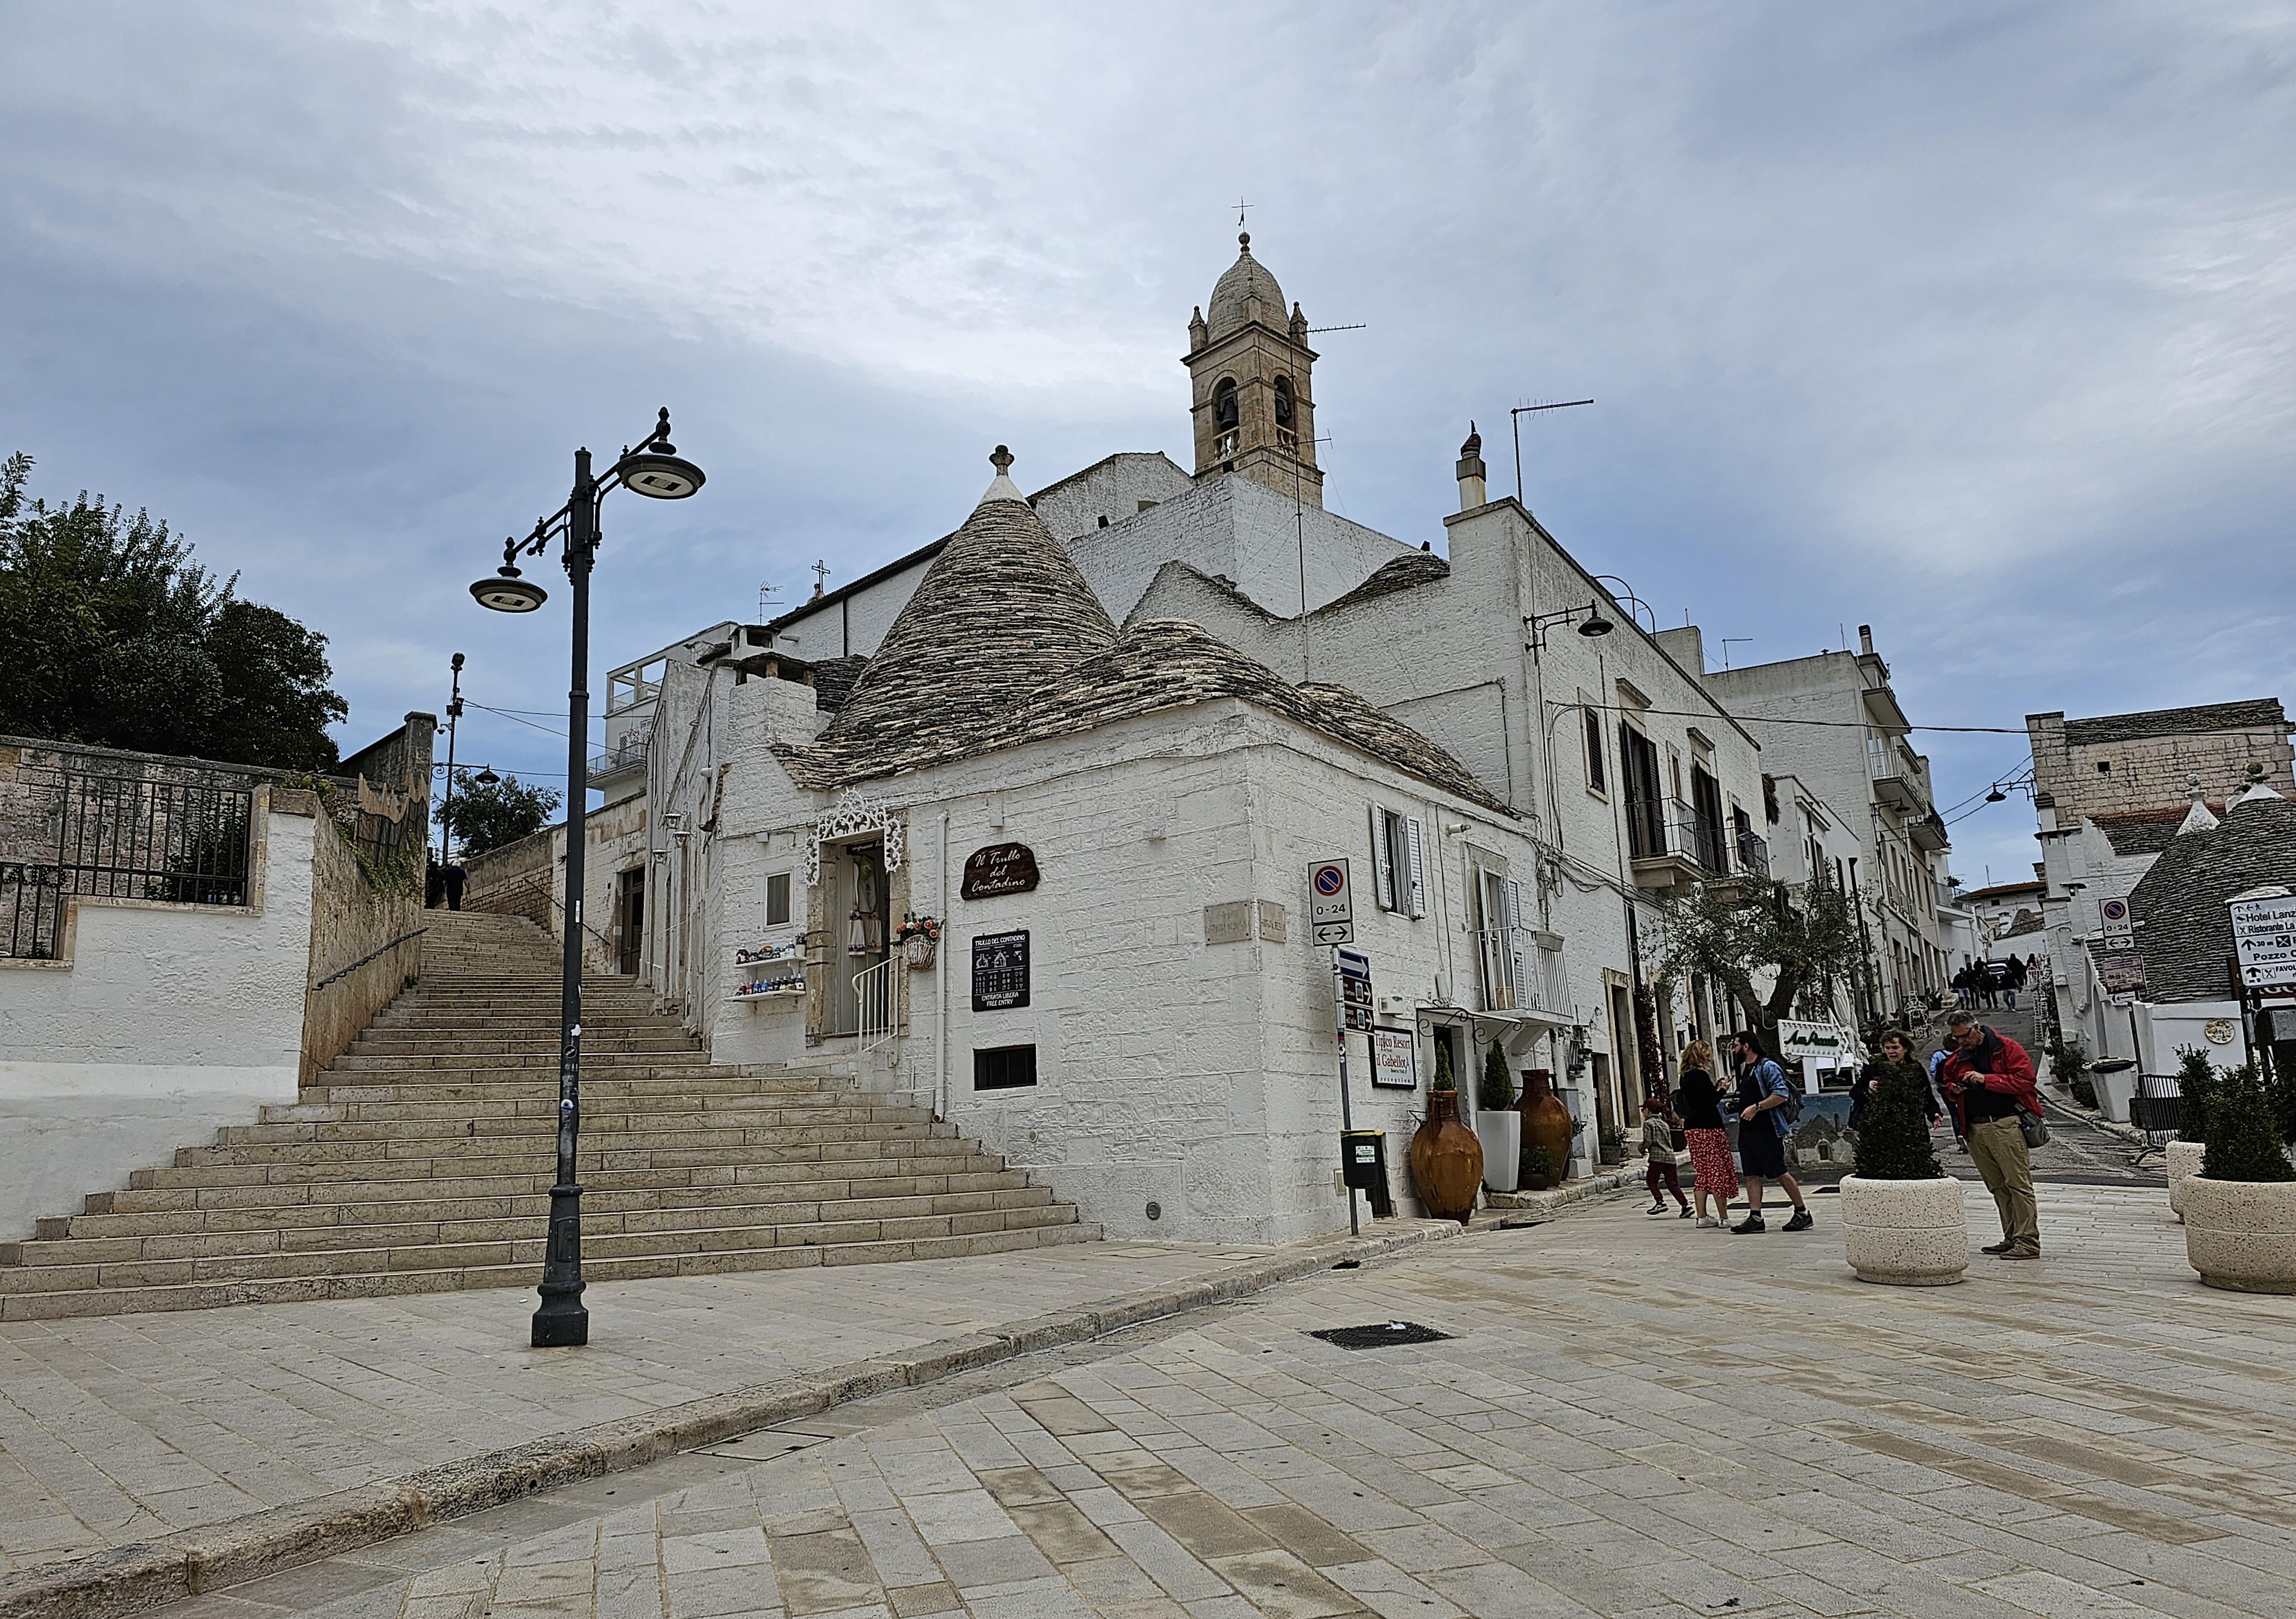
[962, 842, 1040, 899]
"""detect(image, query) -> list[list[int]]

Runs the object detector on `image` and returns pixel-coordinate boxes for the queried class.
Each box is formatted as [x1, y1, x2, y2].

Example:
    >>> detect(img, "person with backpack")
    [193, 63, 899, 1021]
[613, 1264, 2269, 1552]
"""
[1728, 1031, 1813, 1233]
[1939, 1011, 2044, 1260]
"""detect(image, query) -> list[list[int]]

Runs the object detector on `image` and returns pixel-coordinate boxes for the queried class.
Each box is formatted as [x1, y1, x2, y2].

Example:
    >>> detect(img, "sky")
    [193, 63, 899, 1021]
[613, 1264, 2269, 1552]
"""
[3, 0, 2291, 889]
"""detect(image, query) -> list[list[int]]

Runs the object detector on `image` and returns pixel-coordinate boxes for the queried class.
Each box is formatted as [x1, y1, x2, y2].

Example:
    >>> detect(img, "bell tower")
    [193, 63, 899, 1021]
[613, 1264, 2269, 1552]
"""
[1184, 233, 1323, 508]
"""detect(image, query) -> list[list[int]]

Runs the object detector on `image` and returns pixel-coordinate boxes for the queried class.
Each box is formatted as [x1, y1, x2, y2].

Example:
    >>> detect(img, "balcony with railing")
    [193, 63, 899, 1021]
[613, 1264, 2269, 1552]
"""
[589, 723, 653, 781]
[1474, 929, 1574, 1021]
[1735, 829, 1770, 880]
[1625, 797, 1730, 888]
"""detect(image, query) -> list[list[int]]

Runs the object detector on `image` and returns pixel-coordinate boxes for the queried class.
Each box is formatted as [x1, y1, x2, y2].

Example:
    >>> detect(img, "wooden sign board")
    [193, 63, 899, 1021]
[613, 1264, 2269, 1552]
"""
[962, 843, 1040, 900]
[971, 930, 1031, 1011]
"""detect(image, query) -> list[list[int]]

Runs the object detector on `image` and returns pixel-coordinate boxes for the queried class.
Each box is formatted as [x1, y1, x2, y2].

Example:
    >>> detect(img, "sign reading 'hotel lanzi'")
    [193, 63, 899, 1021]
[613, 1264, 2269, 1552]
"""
[961, 842, 1040, 900]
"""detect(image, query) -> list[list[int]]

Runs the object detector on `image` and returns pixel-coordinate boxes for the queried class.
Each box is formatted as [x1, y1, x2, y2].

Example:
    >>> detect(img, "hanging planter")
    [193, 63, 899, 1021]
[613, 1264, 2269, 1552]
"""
[893, 914, 941, 969]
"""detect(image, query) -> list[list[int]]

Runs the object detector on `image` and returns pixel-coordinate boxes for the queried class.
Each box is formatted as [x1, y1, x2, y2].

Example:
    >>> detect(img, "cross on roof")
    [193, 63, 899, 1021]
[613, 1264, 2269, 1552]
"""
[1235, 196, 1251, 229]
[810, 559, 831, 599]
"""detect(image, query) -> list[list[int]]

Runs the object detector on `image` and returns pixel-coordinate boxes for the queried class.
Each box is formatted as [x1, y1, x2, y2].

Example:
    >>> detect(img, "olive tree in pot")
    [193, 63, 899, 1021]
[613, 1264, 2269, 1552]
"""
[2184, 1062, 2296, 1293]
[1839, 1037, 1966, 1286]
[2166, 1046, 2221, 1223]
[1475, 1043, 1521, 1193]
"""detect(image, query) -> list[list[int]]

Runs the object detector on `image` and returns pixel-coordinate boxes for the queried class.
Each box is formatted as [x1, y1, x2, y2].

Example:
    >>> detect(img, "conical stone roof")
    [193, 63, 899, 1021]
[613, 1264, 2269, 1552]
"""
[1205, 232, 1287, 342]
[809, 449, 1118, 763]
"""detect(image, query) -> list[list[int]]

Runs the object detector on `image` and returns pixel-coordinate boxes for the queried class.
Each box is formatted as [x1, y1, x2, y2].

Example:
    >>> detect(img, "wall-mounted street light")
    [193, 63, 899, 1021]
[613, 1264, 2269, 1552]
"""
[470, 406, 706, 1350]
[1525, 601, 1615, 649]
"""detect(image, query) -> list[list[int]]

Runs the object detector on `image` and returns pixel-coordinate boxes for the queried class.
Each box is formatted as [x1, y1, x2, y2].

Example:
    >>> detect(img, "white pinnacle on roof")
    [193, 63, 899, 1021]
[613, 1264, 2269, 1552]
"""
[980, 443, 1026, 505]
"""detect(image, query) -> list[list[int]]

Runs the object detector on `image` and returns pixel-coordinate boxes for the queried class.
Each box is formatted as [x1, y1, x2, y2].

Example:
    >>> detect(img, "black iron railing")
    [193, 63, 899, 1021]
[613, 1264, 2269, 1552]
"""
[1, 775, 255, 959]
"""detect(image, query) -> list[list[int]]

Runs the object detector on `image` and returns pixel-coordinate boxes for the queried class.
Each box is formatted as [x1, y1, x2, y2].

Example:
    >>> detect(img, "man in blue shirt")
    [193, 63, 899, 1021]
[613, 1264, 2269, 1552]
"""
[1729, 1032, 1813, 1233]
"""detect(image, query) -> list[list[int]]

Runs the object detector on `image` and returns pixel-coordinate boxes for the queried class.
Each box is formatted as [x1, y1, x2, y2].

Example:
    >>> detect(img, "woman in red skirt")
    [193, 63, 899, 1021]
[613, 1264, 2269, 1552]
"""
[1675, 1039, 1737, 1227]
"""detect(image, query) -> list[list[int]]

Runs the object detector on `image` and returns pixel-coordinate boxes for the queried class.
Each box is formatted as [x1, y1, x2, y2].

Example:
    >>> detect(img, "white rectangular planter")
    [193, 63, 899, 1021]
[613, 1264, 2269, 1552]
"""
[1475, 1111, 1521, 1193]
[2092, 1067, 2136, 1123]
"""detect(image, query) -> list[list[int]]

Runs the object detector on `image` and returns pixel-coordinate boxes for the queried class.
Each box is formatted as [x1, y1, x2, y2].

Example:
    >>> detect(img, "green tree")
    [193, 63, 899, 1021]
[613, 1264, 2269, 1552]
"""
[1852, 1056, 1943, 1180]
[0, 453, 345, 767]
[2201, 1063, 2296, 1183]
[1650, 876, 1864, 1058]
[439, 773, 560, 858]
[1479, 1040, 1515, 1111]
[2174, 1046, 2221, 1147]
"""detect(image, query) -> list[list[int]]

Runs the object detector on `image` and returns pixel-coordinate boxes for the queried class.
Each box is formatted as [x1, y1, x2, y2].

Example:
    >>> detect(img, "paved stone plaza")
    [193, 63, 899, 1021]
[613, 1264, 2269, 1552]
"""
[61, 1179, 2296, 1619]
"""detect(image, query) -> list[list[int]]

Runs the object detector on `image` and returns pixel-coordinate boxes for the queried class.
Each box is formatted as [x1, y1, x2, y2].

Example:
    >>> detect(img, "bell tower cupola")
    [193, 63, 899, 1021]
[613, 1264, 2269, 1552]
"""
[1184, 232, 1323, 508]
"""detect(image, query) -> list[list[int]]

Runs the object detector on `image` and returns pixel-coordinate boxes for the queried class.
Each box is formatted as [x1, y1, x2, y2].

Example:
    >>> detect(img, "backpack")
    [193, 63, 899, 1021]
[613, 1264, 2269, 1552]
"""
[1758, 1059, 1802, 1126]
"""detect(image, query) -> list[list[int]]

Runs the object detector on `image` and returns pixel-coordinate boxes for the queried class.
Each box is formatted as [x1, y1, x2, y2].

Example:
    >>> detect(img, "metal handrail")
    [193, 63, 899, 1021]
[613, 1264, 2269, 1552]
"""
[855, 959, 896, 1052]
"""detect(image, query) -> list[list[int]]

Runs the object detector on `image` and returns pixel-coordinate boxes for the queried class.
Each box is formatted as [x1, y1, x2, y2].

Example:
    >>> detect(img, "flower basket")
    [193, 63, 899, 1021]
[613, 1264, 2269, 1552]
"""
[901, 933, 938, 969]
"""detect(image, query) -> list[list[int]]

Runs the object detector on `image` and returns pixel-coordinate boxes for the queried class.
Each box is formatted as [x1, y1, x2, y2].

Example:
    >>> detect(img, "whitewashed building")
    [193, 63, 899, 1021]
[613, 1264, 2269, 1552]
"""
[641, 461, 1549, 1243]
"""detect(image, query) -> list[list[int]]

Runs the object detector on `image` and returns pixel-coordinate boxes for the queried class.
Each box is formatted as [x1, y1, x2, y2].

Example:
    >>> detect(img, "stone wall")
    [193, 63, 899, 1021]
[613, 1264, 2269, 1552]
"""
[0, 790, 314, 1240]
[2030, 705, 2292, 823]
[462, 824, 559, 929]
[299, 791, 424, 1085]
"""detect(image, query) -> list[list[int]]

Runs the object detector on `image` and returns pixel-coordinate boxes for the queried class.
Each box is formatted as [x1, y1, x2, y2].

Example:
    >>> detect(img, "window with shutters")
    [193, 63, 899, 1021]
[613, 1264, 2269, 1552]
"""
[1475, 865, 1524, 1012]
[1367, 805, 1427, 917]
[1582, 705, 1607, 796]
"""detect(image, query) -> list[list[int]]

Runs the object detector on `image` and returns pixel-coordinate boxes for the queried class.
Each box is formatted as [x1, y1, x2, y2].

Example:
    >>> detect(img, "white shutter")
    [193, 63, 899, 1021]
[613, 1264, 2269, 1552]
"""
[1369, 805, 1395, 911]
[1504, 877, 1530, 1009]
[1404, 817, 1428, 918]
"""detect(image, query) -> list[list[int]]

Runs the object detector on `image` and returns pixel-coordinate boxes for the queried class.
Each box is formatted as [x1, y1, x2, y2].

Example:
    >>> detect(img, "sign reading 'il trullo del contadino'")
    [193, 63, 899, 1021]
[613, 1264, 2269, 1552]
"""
[961, 842, 1040, 900]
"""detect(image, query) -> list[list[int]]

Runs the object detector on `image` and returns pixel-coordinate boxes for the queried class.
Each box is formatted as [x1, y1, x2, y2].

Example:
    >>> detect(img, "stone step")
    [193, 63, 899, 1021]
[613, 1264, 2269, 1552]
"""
[7, 1187, 1068, 1268]
[42, 1169, 1045, 1240]
[213, 1107, 948, 1146]
[133, 1134, 997, 1190]
[88, 1153, 1020, 1215]
[172, 1121, 958, 1170]
[303, 1078, 842, 1105]
[0, 1223, 1101, 1322]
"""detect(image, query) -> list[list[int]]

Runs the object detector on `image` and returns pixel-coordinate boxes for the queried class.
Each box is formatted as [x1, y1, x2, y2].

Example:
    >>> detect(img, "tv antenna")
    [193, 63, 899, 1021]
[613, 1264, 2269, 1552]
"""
[1306, 322, 1367, 334]
[1718, 637, 1752, 671]
[757, 581, 783, 622]
[1509, 398, 1594, 504]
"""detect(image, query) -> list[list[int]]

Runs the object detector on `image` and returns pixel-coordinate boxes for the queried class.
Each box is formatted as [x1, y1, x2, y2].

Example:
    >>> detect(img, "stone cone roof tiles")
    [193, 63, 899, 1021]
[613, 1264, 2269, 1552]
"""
[2126, 793, 2296, 1001]
[775, 490, 1509, 814]
[1205, 233, 1287, 341]
[811, 493, 1118, 759]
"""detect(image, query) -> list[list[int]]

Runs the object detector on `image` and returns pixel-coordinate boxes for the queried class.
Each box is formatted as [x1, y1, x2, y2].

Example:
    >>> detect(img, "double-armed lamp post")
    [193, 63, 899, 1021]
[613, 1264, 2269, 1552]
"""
[470, 408, 706, 1348]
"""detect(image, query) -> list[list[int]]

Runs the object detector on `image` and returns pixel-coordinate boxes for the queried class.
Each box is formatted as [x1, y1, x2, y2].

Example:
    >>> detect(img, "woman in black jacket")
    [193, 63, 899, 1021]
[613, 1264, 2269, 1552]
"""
[1676, 1040, 1736, 1227]
[1850, 1030, 1940, 1133]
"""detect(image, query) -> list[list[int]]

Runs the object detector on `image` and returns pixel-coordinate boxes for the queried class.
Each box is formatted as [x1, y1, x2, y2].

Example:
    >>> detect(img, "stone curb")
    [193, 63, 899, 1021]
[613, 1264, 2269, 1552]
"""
[0, 1221, 1459, 1619]
[1482, 1167, 1642, 1218]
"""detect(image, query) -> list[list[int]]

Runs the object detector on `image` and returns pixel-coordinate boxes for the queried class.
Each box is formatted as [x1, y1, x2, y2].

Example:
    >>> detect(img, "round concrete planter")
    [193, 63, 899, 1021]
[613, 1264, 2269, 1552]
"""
[2166, 1139, 2207, 1222]
[1840, 1174, 1969, 1286]
[2184, 1177, 2296, 1294]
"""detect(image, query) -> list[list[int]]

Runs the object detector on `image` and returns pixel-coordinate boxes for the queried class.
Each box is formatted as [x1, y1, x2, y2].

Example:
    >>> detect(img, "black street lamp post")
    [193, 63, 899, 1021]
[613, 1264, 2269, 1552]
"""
[439, 653, 466, 866]
[470, 408, 705, 1349]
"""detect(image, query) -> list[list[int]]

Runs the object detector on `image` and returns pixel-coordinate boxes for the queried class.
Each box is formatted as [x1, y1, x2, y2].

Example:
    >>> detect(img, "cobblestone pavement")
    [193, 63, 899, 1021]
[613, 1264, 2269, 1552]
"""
[1941, 1100, 2163, 1189]
[0, 1240, 1332, 1577]
[139, 1180, 2296, 1619]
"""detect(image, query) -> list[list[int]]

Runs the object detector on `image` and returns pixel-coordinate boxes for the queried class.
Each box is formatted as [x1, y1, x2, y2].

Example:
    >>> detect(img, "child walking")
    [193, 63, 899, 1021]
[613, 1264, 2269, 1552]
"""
[1642, 1098, 1692, 1218]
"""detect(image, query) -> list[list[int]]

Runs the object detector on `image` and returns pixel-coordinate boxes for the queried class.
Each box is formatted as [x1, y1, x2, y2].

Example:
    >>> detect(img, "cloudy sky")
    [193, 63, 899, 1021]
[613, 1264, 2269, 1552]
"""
[4, 1, 2291, 886]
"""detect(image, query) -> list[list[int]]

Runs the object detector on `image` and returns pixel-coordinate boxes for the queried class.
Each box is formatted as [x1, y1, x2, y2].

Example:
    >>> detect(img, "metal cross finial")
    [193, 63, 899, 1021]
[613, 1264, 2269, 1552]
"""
[1235, 196, 1251, 229]
[810, 559, 831, 598]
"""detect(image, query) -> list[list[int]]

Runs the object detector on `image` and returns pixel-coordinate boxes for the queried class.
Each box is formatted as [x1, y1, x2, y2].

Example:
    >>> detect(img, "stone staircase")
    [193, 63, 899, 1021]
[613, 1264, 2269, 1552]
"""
[0, 910, 1093, 1320]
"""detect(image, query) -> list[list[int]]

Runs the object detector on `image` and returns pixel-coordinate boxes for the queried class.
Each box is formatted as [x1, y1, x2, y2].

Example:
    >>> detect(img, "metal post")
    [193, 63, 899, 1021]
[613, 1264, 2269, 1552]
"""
[1333, 947, 1359, 1237]
[532, 448, 595, 1350]
[440, 654, 463, 866]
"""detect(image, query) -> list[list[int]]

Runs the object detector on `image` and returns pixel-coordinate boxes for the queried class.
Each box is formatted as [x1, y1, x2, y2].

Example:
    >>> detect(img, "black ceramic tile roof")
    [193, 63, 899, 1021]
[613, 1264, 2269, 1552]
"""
[775, 496, 1511, 814]
[2064, 699, 2286, 746]
[2126, 794, 2296, 1002]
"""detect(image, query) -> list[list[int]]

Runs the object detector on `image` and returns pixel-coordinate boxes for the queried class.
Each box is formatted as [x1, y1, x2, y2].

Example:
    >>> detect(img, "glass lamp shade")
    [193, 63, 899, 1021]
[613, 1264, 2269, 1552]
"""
[618, 450, 706, 500]
[471, 573, 548, 613]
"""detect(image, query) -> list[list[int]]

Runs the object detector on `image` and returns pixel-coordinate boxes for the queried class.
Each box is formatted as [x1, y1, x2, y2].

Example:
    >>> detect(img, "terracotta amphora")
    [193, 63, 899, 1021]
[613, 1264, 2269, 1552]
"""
[1518, 1068, 1575, 1187]
[1409, 1091, 1484, 1225]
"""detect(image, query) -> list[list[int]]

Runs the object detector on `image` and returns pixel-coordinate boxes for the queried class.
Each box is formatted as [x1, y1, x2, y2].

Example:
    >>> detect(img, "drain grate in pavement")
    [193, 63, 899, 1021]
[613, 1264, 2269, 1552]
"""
[1309, 1321, 1455, 1350]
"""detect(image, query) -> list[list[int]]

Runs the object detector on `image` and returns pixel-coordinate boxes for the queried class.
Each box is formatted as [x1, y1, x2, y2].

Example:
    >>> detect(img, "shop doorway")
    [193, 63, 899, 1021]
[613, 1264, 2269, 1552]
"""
[827, 840, 891, 1035]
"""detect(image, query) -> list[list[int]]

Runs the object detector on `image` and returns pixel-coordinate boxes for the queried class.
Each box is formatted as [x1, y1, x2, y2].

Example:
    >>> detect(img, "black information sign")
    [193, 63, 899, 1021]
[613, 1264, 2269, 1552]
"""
[961, 842, 1041, 900]
[971, 930, 1031, 1012]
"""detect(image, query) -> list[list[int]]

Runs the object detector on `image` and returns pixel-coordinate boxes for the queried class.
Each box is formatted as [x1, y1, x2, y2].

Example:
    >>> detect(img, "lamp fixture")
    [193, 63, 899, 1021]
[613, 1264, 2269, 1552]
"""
[474, 765, 499, 786]
[1577, 602, 1614, 638]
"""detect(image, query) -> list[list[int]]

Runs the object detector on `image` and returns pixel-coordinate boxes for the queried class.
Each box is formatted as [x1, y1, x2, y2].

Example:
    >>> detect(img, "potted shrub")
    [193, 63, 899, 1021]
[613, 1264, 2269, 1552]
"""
[1839, 1040, 1967, 1286]
[1597, 1124, 1628, 1167]
[2167, 1045, 2220, 1222]
[2184, 1063, 2296, 1293]
[2048, 1038, 2096, 1109]
[1475, 1043, 1522, 1193]
[1521, 1144, 1555, 1193]
[1408, 1043, 1484, 1225]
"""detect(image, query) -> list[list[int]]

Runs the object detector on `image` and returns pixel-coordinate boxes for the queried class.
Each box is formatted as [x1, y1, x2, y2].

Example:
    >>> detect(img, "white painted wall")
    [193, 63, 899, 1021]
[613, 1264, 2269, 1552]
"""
[0, 802, 315, 1240]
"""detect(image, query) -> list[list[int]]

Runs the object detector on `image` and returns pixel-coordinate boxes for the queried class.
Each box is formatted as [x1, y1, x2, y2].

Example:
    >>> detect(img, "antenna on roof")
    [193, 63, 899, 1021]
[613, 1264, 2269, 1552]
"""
[758, 581, 783, 622]
[1305, 322, 1367, 334]
[1718, 637, 1752, 670]
[1509, 398, 1594, 505]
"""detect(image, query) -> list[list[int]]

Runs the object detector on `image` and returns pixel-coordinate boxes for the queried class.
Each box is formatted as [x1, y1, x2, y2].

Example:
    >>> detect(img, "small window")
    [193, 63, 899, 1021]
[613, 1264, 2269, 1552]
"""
[1096, 514, 1109, 529]
[2096, 760, 2112, 774]
[973, 1044, 1038, 1090]
[765, 871, 792, 926]
[1583, 708, 1607, 794]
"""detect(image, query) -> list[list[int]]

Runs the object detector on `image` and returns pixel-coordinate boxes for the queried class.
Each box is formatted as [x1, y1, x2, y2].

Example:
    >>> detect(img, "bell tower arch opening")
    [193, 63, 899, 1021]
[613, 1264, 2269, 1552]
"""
[1185, 232, 1323, 507]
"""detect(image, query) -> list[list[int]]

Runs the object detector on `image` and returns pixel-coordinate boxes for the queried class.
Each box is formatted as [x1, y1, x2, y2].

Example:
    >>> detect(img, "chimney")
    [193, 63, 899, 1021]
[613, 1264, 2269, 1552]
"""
[1857, 624, 1875, 655]
[1455, 423, 1487, 511]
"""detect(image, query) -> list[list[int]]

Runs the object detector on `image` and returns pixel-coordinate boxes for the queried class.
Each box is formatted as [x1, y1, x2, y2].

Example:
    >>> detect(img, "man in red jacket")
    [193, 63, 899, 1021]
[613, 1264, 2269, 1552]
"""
[1939, 1011, 2044, 1259]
